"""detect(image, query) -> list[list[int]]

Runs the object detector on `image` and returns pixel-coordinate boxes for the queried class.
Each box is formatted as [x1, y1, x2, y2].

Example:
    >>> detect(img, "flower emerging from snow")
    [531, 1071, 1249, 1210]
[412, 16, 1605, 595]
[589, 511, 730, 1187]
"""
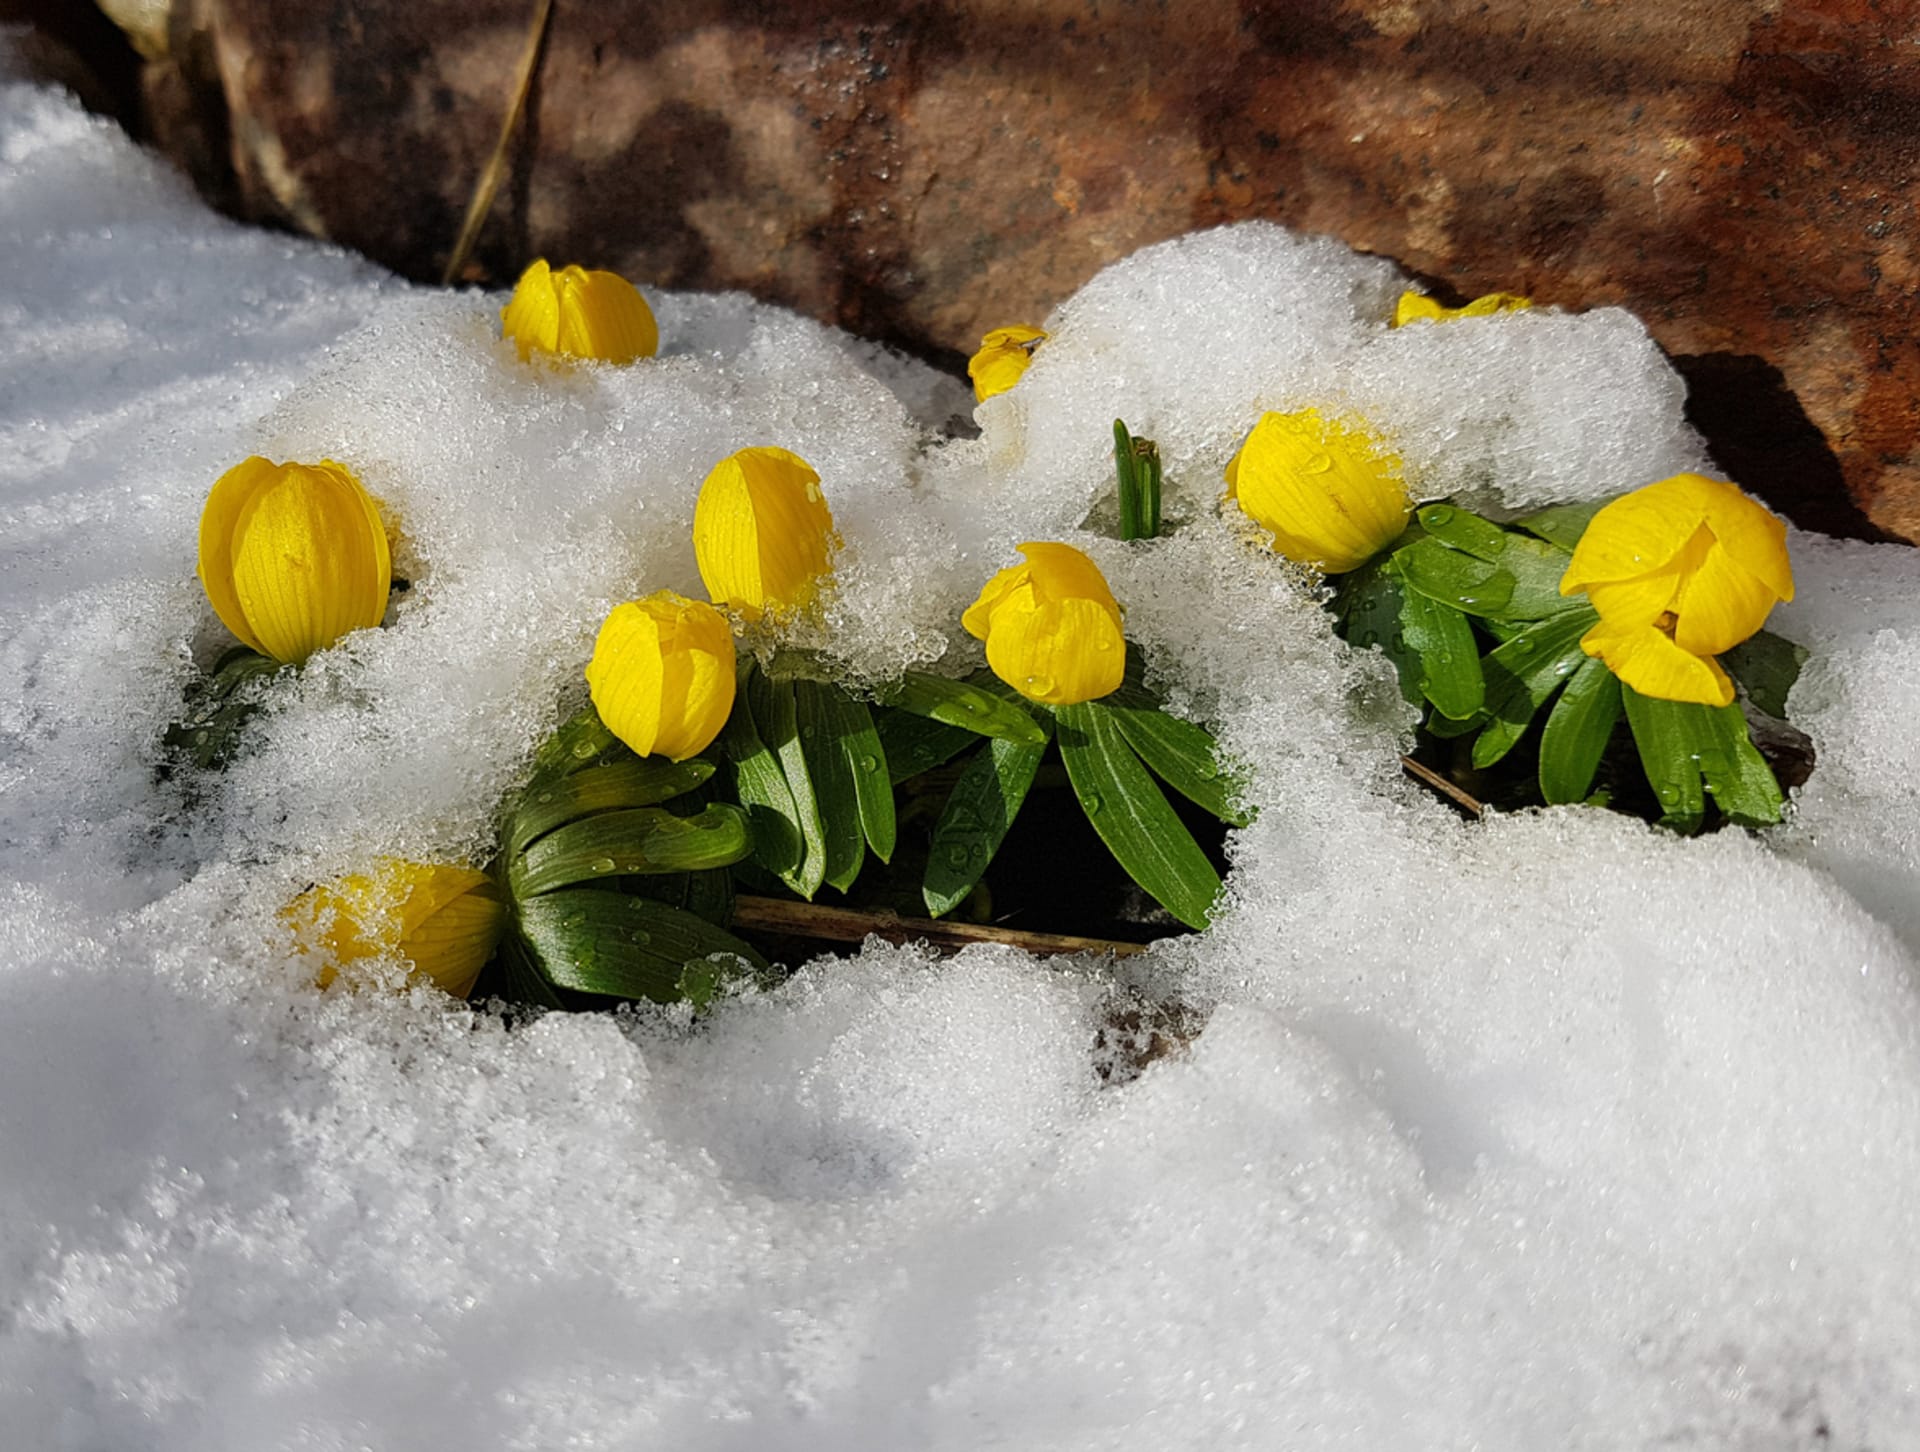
[500, 259, 659, 365]
[1560, 473, 1794, 707]
[289, 860, 506, 999]
[963, 542, 1125, 706]
[1392, 290, 1533, 327]
[1224, 408, 1412, 574]
[586, 591, 737, 761]
[693, 446, 839, 622]
[197, 457, 391, 664]
[968, 325, 1048, 402]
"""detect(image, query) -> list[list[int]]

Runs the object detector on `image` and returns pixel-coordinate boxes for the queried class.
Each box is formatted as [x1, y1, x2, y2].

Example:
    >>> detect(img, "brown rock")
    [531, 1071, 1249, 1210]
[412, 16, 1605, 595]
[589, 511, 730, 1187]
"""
[125, 0, 1920, 540]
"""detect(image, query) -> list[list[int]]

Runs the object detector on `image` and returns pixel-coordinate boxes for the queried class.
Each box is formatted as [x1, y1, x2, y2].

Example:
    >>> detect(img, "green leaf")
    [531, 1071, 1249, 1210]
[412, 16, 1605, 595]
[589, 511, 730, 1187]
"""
[718, 666, 806, 879]
[509, 805, 751, 898]
[1396, 509, 1584, 622]
[1107, 701, 1252, 827]
[1620, 686, 1708, 833]
[1722, 629, 1808, 720]
[1471, 607, 1598, 768]
[1622, 688, 1785, 831]
[505, 758, 715, 855]
[922, 733, 1050, 917]
[515, 890, 767, 1003]
[1396, 569, 1486, 720]
[876, 708, 979, 784]
[162, 648, 283, 770]
[1055, 701, 1222, 931]
[822, 691, 896, 861]
[1696, 702, 1786, 825]
[1537, 654, 1623, 804]
[793, 680, 866, 893]
[748, 669, 827, 898]
[1334, 559, 1424, 706]
[1113, 419, 1163, 541]
[877, 672, 1049, 745]
[495, 932, 565, 1009]
[1511, 496, 1615, 552]
[528, 702, 624, 785]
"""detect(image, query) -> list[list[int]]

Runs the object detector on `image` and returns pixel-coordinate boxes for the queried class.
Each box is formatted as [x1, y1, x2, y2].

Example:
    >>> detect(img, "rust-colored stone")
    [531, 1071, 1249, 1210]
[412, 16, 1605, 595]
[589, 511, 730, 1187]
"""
[117, 0, 1920, 539]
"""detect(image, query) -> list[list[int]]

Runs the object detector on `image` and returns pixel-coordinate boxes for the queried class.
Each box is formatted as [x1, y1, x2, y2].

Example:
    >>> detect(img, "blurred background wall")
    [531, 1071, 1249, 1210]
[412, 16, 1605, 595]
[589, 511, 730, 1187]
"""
[10, 0, 1918, 543]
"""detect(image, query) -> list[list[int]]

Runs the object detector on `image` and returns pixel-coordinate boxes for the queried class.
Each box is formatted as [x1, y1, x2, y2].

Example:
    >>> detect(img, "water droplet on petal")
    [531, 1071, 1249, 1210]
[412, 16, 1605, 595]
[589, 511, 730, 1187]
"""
[1302, 452, 1334, 474]
[1024, 674, 1055, 698]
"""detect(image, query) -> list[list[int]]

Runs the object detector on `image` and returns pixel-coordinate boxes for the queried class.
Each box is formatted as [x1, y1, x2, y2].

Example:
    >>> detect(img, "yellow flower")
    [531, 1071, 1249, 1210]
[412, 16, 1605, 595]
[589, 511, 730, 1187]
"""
[289, 860, 506, 999]
[962, 542, 1125, 706]
[968, 325, 1048, 402]
[1560, 472, 1795, 706]
[692, 446, 839, 621]
[500, 259, 659, 365]
[585, 591, 737, 760]
[197, 457, 391, 664]
[1391, 290, 1533, 327]
[1223, 409, 1412, 574]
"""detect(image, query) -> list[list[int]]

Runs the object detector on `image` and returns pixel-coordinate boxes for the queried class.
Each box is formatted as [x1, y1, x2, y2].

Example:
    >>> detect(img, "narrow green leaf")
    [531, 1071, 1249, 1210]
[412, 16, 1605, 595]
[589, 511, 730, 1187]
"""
[1537, 654, 1623, 804]
[1698, 701, 1786, 826]
[1413, 504, 1512, 560]
[718, 666, 805, 878]
[1334, 559, 1423, 706]
[1396, 572, 1485, 720]
[1471, 607, 1598, 768]
[822, 691, 896, 862]
[877, 672, 1049, 745]
[1722, 629, 1808, 720]
[1620, 686, 1708, 834]
[876, 707, 979, 784]
[922, 733, 1050, 917]
[1055, 701, 1222, 931]
[516, 890, 767, 1003]
[1511, 496, 1615, 552]
[509, 805, 751, 897]
[1108, 702, 1252, 827]
[794, 680, 866, 893]
[749, 670, 827, 898]
[506, 758, 715, 855]
[1396, 534, 1583, 623]
[496, 931, 565, 1009]
[529, 702, 623, 785]
[1113, 419, 1163, 541]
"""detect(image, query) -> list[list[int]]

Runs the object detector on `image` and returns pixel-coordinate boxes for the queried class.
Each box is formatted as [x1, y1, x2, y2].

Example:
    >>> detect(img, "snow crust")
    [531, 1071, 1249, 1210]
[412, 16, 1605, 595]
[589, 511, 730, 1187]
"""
[4, 78, 1920, 1449]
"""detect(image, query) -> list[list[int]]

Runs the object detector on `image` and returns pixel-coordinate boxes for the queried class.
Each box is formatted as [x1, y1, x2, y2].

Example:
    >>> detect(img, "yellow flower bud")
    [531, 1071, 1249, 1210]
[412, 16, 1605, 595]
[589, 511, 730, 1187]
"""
[1224, 409, 1412, 574]
[197, 457, 392, 664]
[692, 446, 839, 621]
[1391, 290, 1533, 327]
[962, 542, 1125, 706]
[500, 259, 659, 365]
[289, 860, 505, 999]
[968, 325, 1048, 402]
[585, 591, 737, 761]
[1560, 472, 1795, 706]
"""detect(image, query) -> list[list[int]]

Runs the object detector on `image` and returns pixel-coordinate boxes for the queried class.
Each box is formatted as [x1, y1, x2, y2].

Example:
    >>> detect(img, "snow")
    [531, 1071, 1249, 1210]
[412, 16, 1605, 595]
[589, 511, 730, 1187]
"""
[4, 75, 1920, 1449]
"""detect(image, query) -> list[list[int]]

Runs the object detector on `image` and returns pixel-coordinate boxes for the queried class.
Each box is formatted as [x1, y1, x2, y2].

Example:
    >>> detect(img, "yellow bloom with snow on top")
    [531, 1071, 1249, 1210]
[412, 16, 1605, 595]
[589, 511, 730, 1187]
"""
[693, 446, 839, 621]
[501, 259, 659, 365]
[586, 591, 737, 761]
[1224, 409, 1412, 575]
[1560, 472, 1794, 707]
[1391, 290, 1533, 327]
[963, 542, 1125, 706]
[197, 457, 391, 665]
[289, 860, 506, 999]
[968, 325, 1048, 402]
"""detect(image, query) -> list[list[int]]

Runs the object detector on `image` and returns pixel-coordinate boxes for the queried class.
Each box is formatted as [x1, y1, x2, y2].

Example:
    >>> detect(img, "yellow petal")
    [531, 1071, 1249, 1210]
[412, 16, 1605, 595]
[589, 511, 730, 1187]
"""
[961, 561, 1032, 641]
[1560, 474, 1715, 593]
[586, 591, 736, 761]
[197, 456, 277, 655]
[966, 542, 1125, 705]
[1228, 409, 1412, 574]
[692, 447, 837, 620]
[1580, 620, 1733, 707]
[1392, 290, 1532, 327]
[1697, 477, 1795, 603]
[288, 860, 503, 999]
[225, 460, 390, 664]
[1671, 537, 1787, 656]
[399, 875, 506, 998]
[554, 266, 659, 363]
[968, 324, 1048, 402]
[1579, 524, 1711, 625]
[500, 259, 560, 360]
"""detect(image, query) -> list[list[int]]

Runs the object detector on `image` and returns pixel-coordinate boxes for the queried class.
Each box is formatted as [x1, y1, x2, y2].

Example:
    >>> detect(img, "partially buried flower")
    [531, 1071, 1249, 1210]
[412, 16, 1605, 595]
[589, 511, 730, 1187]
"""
[501, 259, 659, 365]
[1392, 290, 1532, 327]
[198, 456, 391, 665]
[1224, 408, 1412, 574]
[586, 591, 737, 761]
[289, 860, 506, 999]
[693, 446, 839, 621]
[963, 542, 1125, 706]
[1560, 472, 1794, 706]
[968, 325, 1048, 402]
